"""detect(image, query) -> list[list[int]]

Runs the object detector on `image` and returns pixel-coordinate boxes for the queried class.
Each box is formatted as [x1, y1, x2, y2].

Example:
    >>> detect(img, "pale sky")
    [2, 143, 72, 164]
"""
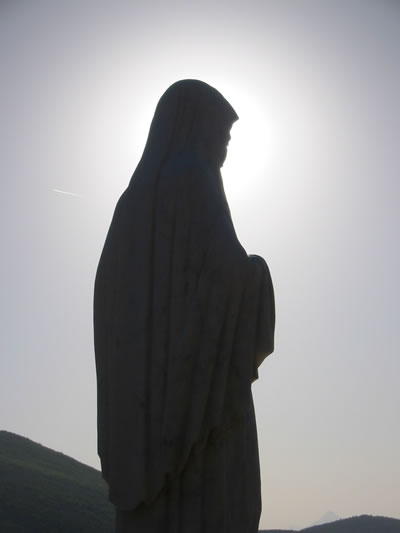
[1, 1, 399, 530]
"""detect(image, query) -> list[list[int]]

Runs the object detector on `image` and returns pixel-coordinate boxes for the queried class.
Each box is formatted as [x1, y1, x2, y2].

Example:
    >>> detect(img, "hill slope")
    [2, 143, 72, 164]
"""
[262, 514, 400, 532]
[1, 431, 399, 532]
[0, 430, 113, 533]
[300, 515, 400, 532]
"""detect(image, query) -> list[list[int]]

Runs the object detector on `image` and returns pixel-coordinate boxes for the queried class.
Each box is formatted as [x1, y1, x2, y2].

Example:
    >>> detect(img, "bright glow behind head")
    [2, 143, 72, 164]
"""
[219, 84, 280, 205]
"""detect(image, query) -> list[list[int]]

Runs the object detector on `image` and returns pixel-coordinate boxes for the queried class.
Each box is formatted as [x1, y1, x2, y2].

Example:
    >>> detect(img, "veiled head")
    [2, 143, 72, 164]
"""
[143, 80, 238, 169]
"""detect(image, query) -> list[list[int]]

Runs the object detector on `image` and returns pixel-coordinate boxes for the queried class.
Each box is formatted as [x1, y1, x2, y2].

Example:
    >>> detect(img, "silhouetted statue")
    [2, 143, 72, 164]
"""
[94, 79, 275, 533]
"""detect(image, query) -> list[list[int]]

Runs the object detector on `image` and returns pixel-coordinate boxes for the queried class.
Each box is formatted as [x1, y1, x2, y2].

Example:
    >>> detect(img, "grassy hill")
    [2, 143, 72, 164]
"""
[0, 430, 113, 532]
[1, 430, 399, 532]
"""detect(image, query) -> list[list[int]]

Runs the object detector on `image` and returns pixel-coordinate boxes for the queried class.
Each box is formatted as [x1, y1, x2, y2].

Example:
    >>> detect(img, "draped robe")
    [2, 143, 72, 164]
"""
[94, 80, 275, 533]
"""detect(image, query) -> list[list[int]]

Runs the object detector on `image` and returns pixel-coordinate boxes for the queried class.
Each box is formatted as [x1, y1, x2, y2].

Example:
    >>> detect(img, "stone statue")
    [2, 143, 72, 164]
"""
[94, 79, 275, 533]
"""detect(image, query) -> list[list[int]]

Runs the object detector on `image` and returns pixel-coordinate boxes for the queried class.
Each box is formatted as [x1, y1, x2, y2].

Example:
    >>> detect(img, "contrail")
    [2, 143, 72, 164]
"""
[52, 188, 84, 198]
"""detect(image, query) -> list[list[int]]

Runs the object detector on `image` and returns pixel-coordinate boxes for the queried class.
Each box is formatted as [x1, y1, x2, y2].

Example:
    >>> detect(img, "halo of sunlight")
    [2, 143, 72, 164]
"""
[221, 86, 270, 201]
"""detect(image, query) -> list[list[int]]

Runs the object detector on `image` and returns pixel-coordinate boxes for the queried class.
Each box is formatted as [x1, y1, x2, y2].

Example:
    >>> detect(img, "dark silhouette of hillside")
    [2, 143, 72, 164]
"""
[0, 430, 113, 532]
[1, 430, 399, 533]
[262, 514, 400, 532]
[302, 515, 400, 532]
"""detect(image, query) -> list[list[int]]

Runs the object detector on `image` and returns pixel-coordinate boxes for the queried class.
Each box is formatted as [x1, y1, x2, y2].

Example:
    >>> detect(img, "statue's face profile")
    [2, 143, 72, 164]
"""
[219, 125, 233, 168]
[206, 120, 234, 168]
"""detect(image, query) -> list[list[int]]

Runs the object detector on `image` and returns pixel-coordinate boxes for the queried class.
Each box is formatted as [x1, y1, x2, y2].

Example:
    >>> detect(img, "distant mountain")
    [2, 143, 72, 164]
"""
[0, 430, 113, 532]
[311, 511, 340, 526]
[262, 514, 400, 532]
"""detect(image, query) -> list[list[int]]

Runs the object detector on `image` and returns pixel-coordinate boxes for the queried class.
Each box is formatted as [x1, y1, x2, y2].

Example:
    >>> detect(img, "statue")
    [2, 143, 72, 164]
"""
[94, 79, 275, 532]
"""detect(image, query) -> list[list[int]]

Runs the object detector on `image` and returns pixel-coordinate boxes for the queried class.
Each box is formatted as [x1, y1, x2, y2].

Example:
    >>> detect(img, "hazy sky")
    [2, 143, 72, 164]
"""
[1, 1, 399, 529]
